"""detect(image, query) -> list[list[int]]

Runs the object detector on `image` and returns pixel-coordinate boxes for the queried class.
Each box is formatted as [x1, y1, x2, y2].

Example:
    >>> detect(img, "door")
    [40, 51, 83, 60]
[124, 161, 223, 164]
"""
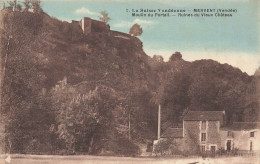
[250, 141, 253, 151]
[226, 140, 232, 151]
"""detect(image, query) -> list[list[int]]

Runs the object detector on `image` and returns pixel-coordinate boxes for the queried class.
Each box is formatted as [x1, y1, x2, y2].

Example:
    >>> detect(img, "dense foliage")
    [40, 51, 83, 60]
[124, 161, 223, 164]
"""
[129, 23, 143, 37]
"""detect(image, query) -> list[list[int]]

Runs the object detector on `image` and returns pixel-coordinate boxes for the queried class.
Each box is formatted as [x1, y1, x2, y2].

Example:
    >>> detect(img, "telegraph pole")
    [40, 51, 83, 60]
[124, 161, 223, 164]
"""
[158, 104, 161, 140]
[128, 111, 131, 140]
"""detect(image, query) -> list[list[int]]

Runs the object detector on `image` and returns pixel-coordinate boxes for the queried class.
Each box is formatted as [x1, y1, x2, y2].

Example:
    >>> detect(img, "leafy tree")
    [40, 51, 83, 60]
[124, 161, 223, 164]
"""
[129, 23, 143, 37]
[99, 11, 111, 24]
[0, 8, 54, 153]
[154, 139, 176, 156]
[169, 52, 182, 61]
[51, 84, 120, 153]
[1, 42, 55, 153]
[16, 4, 22, 11]
[7, 0, 16, 8]
[31, 0, 42, 13]
[2, 2, 6, 9]
[22, 0, 31, 12]
[152, 55, 164, 63]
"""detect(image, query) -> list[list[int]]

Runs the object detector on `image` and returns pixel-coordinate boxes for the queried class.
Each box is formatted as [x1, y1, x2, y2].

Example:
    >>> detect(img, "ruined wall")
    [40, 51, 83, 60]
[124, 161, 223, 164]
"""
[91, 19, 109, 33]
[79, 17, 109, 35]
[80, 18, 91, 35]
[71, 20, 84, 42]
[111, 31, 131, 39]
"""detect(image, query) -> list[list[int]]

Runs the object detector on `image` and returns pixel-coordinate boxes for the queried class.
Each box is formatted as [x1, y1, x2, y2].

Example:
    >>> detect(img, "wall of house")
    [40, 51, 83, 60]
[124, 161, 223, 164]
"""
[220, 130, 260, 151]
[174, 138, 184, 152]
[206, 121, 221, 150]
[183, 120, 221, 152]
[183, 121, 200, 152]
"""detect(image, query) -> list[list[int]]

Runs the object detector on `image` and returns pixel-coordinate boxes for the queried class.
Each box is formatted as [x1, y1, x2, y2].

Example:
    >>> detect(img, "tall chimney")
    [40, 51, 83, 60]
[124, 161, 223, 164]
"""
[158, 104, 161, 140]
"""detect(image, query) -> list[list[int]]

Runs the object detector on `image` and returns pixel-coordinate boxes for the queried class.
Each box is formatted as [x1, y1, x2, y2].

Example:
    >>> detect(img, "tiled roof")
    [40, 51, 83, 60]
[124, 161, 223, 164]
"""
[161, 128, 183, 138]
[221, 122, 260, 131]
[183, 111, 225, 121]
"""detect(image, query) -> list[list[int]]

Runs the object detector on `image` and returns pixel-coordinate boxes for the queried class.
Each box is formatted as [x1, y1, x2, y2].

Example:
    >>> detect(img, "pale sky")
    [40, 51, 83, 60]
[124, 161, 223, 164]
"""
[40, 0, 260, 75]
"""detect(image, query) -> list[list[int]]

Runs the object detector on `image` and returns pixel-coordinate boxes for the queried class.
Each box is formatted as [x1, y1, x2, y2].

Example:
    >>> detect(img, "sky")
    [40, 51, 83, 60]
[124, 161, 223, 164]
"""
[40, 0, 260, 75]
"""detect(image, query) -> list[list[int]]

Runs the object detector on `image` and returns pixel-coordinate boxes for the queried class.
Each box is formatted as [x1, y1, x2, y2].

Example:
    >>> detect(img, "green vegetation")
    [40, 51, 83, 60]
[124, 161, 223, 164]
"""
[99, 11, 111, 24]
[153, 139, 176, 156]
[129, 23, 143, 37]
[2, 0, 42, 13]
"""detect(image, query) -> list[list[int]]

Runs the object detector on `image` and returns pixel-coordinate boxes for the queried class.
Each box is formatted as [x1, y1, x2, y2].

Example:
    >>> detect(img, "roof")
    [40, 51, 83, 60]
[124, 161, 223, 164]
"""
[183, 111, 225, 121]
[161, 128, 183, 138]
[162, 122, 183, 132]
[221, 122, 260, 131]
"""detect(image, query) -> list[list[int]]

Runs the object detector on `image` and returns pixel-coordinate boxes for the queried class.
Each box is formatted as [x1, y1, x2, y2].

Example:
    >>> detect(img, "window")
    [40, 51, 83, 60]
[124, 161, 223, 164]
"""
[201, 121, 206, 130]
[201, 133, 206, 142]
[250, 132, 254, 137]
[201, 145, 206, 151]
[210, 146, 216, 152]
[227, 131, 233, 137]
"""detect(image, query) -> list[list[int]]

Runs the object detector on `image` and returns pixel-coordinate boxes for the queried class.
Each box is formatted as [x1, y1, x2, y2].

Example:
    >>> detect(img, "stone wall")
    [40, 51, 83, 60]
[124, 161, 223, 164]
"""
[71, 20, 84, 42]
[183, 120, 221, 152]
[111, 31, 131, 39]
[183, 121, 200, 153]
[206, 121, 221, 150]
[79, 17, 110, 35]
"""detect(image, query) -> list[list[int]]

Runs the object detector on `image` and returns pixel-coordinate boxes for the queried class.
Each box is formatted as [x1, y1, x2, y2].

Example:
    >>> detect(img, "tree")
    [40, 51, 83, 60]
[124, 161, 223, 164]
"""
[31, 0, 42, 13]
[129, 23, 143, 37]
[154, 139, 176, 156]
[16, 4, 22, 11]
[7, 0, 16, 9]
[99, 11, 111, 24]
[169, 52, 182, 61]
[51, 84, 120, 153]
[152, 55, 164, 63]
[22, 0, 31, 12]
[3, 2, 6, 9]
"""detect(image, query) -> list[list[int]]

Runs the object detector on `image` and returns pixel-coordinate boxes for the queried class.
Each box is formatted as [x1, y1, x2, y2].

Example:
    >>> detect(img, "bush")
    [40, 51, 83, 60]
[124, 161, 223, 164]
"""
[153, 139, 176, 156]
[217, 147, 239, 156]
[146, 142, 153, 152]
[231, 148, 239, 155]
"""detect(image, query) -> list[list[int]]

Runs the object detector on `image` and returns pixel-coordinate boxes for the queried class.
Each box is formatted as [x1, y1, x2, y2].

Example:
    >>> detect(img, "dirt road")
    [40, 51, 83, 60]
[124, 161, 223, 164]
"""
[0, 154, 258, 164]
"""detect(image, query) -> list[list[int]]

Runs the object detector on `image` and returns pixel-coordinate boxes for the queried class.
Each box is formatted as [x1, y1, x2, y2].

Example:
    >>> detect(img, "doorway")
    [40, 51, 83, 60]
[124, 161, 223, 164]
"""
[250, 141, 253, 152]
[226, 140, 232, 151]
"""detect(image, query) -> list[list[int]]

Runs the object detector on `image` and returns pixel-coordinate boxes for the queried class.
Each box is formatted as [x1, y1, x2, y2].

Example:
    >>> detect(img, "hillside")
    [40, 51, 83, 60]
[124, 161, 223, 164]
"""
[0, 10, 259, 155]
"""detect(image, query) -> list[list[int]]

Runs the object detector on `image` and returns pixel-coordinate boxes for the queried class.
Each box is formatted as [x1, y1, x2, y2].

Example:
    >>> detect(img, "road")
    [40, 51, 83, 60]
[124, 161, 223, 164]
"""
[0, 154, 258, 164]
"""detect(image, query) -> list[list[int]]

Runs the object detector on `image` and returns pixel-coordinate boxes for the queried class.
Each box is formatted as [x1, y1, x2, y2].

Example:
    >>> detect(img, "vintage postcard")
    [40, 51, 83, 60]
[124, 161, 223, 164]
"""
[0, 0, 259, 163]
